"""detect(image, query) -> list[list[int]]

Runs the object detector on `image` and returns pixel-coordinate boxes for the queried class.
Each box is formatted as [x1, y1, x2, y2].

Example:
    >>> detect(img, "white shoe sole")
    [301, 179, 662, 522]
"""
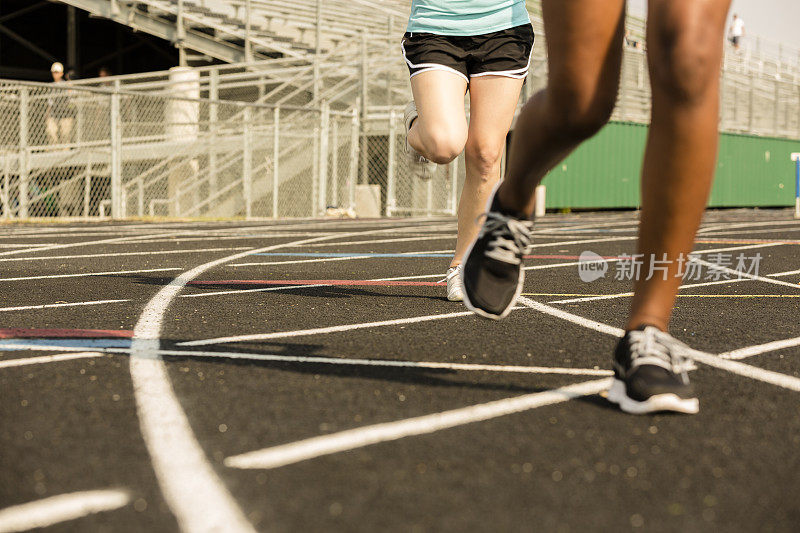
[607, 379, 699, 415]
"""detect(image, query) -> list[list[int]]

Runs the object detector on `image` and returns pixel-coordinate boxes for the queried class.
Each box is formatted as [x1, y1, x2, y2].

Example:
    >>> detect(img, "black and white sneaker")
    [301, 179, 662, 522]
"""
[608, 325, 699, 415]
[460, 192, 534, 320]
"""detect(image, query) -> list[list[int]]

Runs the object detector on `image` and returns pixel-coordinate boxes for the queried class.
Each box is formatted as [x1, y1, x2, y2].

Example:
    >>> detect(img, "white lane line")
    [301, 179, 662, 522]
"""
[179, 273, 447, 299]
[517, 296, 800, 392]
[769, 268, 800, 277]
[691, 258, 800, 290]
[0, 343, 611, 376]
[0, 490, 130, 533]
[686, 351, 800, 391]
[547, 278, 752, 305]
[535, 220, 641, 233]
[223, 379, 612, 470]
[294, 235, 456, 247]
[0, 247, 253, 263]
[231, 249, 454, 268]
[0, 299, 129, 312]
[129, 224, 431, 532]
[702, 226, 800, 237]
[721, 336, 800, 360]
[547, 267, 800, 305]
[696, 219, 800, 234]
[0, 244, 57, 249]
[178, 311, 482, 347]
[163, 351, 612, 376]
[0, 232, 178, 258]
[0, 267, 181, 282]
[0, 352, 105, 369]
[233, 255, 375, 267]
[528, 236, 636, 248]
[185, 241, 775, 301]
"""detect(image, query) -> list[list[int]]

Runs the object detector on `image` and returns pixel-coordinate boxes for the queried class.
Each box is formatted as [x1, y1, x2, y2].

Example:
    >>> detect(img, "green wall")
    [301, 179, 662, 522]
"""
[541, 121, 800, 209]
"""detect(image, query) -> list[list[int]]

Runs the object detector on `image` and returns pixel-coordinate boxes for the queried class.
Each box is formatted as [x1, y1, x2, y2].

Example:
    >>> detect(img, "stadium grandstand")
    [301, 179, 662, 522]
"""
[0, 0, 799, 220]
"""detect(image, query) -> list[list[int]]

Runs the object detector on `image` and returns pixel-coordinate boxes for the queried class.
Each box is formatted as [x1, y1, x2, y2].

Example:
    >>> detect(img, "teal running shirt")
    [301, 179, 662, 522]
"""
[407, 0, 530, 36]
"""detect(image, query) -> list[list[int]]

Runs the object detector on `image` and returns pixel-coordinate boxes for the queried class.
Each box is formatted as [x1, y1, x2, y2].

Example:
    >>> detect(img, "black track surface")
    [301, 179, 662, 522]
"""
[1, 210, 799, 532]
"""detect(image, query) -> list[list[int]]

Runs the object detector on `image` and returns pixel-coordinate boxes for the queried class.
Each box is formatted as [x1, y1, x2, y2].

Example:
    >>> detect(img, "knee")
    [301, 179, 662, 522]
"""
[464, 141, 504, 179]
[649, 7, 723, 103]
[421, 127, 465, 164]
[546, 86, 616, 143]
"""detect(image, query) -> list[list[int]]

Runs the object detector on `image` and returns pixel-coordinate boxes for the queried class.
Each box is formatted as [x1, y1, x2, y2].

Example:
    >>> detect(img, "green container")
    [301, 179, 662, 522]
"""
[540, 121, 800, 209]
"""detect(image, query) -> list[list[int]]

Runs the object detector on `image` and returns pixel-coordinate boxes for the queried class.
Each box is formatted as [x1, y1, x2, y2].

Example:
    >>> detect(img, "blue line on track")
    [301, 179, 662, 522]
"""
[253, 252, 451, 259]
[0, 339, 132, 351]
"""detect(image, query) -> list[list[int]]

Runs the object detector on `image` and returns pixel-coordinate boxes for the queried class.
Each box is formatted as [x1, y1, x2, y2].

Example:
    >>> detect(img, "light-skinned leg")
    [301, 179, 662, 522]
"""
[408, 71, 469, 164]
[452, 75, 524, 268]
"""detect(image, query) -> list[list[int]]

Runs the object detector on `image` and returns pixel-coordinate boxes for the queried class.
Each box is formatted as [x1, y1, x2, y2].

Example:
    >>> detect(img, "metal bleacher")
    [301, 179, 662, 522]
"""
[3, 1, 798, 221]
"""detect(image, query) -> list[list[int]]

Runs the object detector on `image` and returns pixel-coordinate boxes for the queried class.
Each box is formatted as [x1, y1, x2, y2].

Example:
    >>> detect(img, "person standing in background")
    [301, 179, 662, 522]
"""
[46, 62, 75, 146]
[729, 13, 745, 50]
[46, 61, 81, 216]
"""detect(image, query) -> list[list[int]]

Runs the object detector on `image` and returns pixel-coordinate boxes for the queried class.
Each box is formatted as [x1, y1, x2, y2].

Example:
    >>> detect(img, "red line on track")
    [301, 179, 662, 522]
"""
[188, 280, 445, 287]
[0, 328, 134, 339]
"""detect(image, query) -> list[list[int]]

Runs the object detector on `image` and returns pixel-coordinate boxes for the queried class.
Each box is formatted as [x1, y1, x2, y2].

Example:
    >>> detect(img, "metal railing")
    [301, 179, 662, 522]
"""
[0, 80, 367, 219]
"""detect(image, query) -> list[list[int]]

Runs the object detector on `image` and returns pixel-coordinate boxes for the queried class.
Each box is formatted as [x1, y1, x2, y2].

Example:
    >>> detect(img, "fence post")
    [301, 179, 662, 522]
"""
[360, 31, 369, 185]
[18, 88, 29, 219]
[385, 109, 397, 217]
[209, 70, 219, 198]
[348, 102, 360, 211]
[243, 107, 253, 219]
[2, 152, 10, 219]
[386, 15, 394, 109]
[272, 106, 280, 218]
[449, 156, 458, 216]
[318, 100, 330, 215]
[747, 70, 755, 132]
[83, 157, 92, 218]
[244, 0, 253, 62]
[177, 0, 187, 66]
[313, 0, 322, 101]
[774, 77, 781, 136]
[312, 113, 320, 216]
[110, 91, 123, 218]
[619, 50, 628, 119]
[330, 115, 339, 207]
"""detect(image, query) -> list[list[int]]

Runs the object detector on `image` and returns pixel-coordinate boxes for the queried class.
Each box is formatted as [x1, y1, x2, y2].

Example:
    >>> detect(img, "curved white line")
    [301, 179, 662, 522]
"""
[129, 225, 422, 532]
[0, 490, 130, 532]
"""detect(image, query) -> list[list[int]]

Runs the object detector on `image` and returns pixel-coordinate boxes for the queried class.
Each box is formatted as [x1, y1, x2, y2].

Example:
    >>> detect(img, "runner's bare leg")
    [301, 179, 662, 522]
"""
[498, 0, 627, 215]
[628, 0, 731, 331]
[452, 75, 524, 267]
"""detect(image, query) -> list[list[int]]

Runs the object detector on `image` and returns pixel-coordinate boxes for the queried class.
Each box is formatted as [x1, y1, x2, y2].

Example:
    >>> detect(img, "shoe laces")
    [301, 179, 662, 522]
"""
[628, 327, 691, 380]
[440, 265, 461, 283]
[478, 211, 534, 265]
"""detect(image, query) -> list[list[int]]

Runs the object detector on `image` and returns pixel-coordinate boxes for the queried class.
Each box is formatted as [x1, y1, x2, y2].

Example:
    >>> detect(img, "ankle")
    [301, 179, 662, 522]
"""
[626, 318, 668, 333]
[493, 187, 530, 220]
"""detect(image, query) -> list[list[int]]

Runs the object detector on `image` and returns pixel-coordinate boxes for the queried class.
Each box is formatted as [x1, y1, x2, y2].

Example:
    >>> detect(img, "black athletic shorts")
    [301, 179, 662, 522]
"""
[401, 24, 534, 83]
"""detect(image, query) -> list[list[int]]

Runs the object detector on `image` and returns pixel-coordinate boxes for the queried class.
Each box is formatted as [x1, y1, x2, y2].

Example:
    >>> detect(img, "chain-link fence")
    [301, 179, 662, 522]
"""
[0, 80, 369, 220]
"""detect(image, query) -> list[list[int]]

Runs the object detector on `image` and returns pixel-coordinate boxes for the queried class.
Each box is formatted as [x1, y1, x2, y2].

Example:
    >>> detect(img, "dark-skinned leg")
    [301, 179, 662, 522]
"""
[628, 0, 732, 332]
[498, 0, 627, 216]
